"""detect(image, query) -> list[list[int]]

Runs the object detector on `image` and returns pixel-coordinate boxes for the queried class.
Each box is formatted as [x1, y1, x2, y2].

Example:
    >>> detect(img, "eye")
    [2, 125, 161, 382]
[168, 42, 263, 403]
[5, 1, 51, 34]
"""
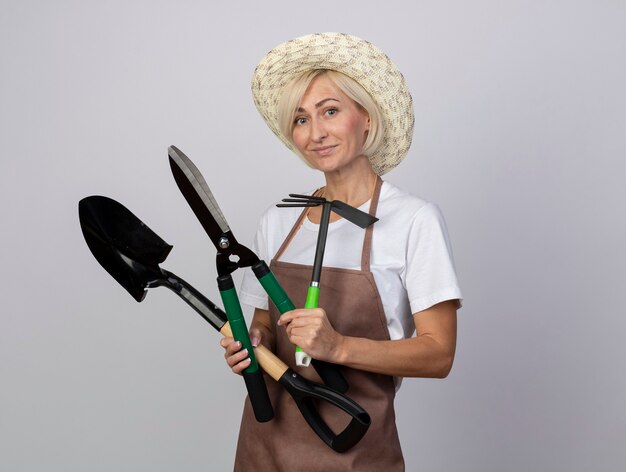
[294, 116, 308, 126]
[325, 107, 338, 116]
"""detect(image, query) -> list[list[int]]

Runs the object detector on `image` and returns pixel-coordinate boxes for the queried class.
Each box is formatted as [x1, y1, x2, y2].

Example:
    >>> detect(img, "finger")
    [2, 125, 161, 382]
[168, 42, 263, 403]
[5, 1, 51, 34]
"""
[277, 308, 308, 326]
[288, 325, 318, 341]
[249, 328, 262, 347]
[277, 313, 293, 326]
[278, 308, 325, 326]
[219, 336, 235, 348]
[287, 316, 323, 329]
[278, 314, 299, 327]
[285, 321, 322, 341]
[232, 357, 251, 375]
[287, 334, 310, 352]
[223, 340, 243, 358]
[226, 347, 250, 367]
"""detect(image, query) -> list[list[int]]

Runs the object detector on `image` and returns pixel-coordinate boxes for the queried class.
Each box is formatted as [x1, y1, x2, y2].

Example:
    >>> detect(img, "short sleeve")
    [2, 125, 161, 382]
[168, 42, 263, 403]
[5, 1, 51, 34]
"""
[405, 203, 463, 314]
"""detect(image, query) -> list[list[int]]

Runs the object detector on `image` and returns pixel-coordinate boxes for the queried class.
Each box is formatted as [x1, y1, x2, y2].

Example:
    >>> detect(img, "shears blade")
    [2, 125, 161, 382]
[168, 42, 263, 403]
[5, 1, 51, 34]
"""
[168, 145, 231, 246]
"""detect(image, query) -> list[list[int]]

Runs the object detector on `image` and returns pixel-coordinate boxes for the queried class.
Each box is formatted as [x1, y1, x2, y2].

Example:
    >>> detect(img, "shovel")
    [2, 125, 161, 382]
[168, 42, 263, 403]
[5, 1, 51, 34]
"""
[78, 195, 371, 452]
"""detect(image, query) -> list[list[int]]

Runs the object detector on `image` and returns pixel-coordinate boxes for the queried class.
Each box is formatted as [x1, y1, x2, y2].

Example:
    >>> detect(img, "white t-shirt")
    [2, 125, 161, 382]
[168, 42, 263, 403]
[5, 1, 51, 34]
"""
[239, 181, 462, 341]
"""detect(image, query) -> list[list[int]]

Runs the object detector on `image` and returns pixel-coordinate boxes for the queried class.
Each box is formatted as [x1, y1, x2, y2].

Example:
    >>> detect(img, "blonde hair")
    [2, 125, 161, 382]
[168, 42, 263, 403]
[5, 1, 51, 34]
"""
[277, 70, 384, 167]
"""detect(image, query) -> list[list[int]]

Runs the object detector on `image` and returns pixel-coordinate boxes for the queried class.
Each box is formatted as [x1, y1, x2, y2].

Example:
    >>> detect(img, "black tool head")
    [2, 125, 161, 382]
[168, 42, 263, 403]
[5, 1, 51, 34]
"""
[329, 200, 378, 228]
[78, 196, 172, 302]
[278, 194, 378, 229]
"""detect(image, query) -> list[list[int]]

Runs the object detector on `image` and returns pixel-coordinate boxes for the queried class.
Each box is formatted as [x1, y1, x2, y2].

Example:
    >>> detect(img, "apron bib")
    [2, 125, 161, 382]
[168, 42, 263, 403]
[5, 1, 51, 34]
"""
[234, 177, 404, 471]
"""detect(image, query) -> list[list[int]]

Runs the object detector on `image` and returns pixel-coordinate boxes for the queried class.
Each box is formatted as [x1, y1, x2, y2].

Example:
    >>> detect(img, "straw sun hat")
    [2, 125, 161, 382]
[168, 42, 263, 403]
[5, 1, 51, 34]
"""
[251, 32, 414, 175]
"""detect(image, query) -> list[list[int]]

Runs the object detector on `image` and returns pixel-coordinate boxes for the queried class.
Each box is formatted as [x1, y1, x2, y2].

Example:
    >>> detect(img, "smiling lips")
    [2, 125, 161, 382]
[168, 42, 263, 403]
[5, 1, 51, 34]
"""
[310, 145, 338, 156]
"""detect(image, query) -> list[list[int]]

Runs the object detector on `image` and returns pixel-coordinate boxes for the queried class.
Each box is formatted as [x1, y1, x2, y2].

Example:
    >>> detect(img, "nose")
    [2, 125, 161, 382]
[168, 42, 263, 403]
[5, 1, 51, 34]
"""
[310, 117, 328, 142]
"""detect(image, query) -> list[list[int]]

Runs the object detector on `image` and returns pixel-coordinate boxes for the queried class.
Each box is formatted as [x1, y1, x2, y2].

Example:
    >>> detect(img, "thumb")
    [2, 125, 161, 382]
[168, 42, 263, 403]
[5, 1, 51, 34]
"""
[249, 328, 263, 347]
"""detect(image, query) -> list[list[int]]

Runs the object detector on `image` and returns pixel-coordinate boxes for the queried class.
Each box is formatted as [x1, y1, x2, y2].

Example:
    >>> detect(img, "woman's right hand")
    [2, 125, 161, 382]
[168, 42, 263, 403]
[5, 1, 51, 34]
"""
[220, 328, 263, 375]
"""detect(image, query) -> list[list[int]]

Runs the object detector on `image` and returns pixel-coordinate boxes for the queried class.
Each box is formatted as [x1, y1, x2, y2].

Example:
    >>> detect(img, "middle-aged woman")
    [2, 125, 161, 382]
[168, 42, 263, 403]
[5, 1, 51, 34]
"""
[221, 33, 463, 471]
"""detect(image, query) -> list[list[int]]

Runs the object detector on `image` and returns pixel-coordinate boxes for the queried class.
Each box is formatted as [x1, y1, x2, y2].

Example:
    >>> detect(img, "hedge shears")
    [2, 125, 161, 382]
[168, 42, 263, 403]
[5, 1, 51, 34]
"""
[167, 146, 348, 394]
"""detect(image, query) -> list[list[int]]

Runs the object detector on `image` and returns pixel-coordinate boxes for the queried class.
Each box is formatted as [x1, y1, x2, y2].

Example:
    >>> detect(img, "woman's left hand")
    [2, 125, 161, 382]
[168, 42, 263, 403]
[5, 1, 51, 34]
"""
[277, 308, 343, 363]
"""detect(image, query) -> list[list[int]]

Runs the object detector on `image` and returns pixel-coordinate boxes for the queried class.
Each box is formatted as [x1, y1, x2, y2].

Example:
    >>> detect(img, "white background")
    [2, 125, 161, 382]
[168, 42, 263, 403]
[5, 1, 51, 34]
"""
[1, 1, 625, 470]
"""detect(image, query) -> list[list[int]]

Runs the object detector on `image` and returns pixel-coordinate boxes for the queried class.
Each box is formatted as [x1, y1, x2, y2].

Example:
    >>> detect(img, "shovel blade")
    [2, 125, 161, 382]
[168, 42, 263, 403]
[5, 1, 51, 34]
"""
[78, 196, 172, 302]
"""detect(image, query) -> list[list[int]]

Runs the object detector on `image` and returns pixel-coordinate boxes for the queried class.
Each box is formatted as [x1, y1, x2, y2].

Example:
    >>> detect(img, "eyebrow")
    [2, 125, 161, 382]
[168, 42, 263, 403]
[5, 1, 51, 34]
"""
[296, 98, 340, 113]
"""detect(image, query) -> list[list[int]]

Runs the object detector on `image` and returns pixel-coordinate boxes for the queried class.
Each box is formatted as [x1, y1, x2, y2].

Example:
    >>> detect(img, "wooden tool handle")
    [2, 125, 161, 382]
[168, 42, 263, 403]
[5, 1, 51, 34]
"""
[220, 322, 288, 381]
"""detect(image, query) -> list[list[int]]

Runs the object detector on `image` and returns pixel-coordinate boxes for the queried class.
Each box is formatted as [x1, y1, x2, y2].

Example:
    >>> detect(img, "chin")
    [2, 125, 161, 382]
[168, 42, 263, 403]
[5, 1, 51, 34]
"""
[313, 161, 343, 174]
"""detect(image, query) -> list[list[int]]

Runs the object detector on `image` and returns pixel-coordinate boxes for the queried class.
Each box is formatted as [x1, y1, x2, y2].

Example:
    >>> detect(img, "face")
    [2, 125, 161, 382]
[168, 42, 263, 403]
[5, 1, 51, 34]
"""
[291, 75, 370, 174]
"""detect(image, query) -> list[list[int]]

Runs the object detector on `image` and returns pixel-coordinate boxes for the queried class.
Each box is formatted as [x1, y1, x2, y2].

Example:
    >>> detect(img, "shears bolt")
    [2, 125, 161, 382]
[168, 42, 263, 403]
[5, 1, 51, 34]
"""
[219, 237, 230, 249]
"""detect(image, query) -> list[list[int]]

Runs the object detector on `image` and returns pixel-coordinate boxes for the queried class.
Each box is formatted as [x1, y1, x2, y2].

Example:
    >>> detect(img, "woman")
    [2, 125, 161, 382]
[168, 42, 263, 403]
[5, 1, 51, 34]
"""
[221, 33, 462, 471]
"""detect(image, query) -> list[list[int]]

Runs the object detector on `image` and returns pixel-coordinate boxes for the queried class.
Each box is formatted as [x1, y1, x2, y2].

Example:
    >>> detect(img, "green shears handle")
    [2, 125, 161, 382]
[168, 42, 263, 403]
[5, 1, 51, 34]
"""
[218, 274, 274, 422]
[255, 268, 296, 314]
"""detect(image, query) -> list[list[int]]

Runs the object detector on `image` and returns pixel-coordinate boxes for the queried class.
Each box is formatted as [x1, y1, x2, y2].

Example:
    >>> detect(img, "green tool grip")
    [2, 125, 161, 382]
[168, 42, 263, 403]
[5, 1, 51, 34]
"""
[218, 277, 259, 374]
[304, 285, 320, 309]
[294, 286, 320, 365]
[253, 262, 296, 314]
[218, 274, 274, 422]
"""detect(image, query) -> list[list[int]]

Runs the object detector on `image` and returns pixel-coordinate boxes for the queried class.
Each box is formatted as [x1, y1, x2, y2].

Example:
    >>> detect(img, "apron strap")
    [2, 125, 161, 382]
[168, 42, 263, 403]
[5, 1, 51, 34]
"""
[361, 176, 383, 272]
[273, 187, 324, 261]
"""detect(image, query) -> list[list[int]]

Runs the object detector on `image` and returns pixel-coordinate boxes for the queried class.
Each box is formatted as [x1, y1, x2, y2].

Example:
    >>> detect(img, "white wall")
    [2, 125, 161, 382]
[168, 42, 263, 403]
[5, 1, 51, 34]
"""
[1, 1, 624, 470]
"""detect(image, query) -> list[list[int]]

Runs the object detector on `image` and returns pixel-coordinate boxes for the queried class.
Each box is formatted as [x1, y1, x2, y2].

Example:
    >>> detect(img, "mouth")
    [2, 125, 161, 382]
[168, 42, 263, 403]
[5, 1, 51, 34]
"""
[310, 145, 338, 156]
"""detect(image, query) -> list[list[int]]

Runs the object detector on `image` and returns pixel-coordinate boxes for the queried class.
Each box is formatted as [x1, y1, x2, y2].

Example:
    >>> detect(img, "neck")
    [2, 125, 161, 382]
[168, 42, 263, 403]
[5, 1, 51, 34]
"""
[321, 156, 378, 206]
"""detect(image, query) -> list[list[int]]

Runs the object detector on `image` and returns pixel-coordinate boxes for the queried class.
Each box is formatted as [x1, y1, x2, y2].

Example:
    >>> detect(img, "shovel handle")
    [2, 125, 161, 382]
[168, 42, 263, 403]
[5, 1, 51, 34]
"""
[220, 322, 288, 381]
[220, 323, 369, 452]
[278, 367, 370, 452]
